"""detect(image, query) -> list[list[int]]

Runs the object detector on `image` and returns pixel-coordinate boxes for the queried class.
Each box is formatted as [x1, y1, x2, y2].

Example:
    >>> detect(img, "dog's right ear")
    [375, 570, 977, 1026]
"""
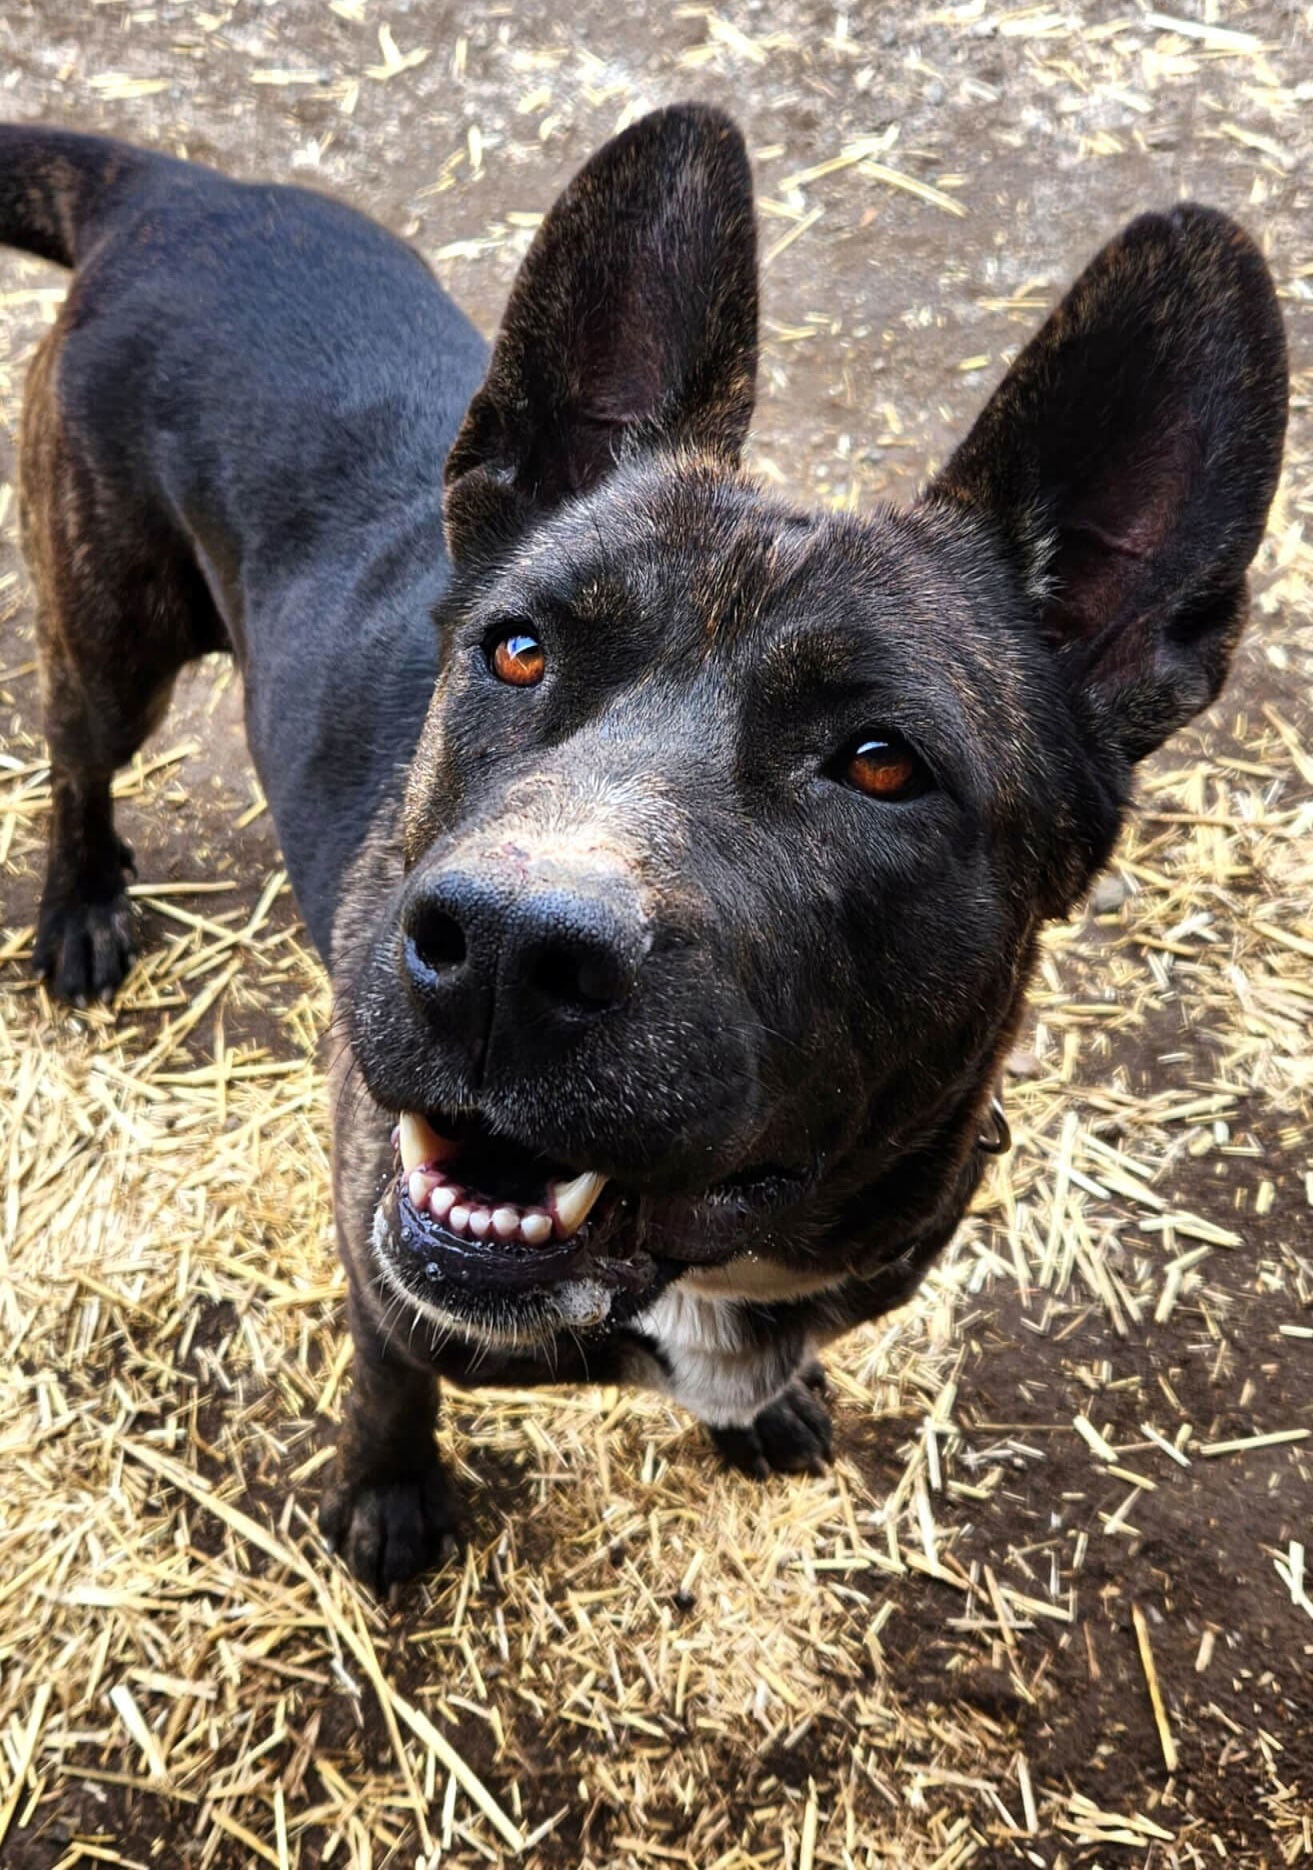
[444, 103, 758, 566]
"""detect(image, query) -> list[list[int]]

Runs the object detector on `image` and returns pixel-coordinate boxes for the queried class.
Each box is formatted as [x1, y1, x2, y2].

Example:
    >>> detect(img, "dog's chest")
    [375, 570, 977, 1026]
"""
[628, 1255, 835, 1427]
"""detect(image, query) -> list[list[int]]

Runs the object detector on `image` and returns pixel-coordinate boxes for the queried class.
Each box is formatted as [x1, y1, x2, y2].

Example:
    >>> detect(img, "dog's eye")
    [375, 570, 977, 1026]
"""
[841, 734, 929, 801]
[489, 629, 546, 687]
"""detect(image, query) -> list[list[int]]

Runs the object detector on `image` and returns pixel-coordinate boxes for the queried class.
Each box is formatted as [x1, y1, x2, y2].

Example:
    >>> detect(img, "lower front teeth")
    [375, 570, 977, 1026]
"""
[409, 1168, 444, 1209]
[402, 1162, 591, 1250]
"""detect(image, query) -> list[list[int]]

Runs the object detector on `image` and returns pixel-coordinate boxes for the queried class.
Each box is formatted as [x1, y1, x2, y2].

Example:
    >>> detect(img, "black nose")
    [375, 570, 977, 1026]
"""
[402, 867, 647, 1068]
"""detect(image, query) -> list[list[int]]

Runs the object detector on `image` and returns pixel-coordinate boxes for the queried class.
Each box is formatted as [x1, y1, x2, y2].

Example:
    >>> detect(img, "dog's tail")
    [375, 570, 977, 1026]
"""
[0, 124, 171, 268]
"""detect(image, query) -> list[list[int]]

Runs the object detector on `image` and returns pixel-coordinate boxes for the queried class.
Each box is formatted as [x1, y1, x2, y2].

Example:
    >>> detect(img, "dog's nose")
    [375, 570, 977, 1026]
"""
[402, 867, 647, 1062]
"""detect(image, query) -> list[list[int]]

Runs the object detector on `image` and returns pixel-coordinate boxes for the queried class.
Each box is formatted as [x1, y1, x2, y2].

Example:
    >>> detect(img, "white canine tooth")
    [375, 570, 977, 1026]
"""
[448, 1204, 471, 1235]
[492, 1207, 520, 1241]
[468, 1208, 492, 1240]
[519, 1211, 553, 1246]
[548, 1170, 608, 1239]
[429, 1184, 457, 1220]
[398, 1111, 460, 1174]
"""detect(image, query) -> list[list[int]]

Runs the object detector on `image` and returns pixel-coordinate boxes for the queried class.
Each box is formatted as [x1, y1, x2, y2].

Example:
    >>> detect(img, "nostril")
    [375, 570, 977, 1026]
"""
[529, 938, 632, 1014]
[400, 873, 644, 1040]
[407, 904, 467, 977]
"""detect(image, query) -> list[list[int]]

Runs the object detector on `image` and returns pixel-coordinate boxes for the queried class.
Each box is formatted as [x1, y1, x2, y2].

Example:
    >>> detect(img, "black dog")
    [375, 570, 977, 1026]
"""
[0, 106, 1286, 1590]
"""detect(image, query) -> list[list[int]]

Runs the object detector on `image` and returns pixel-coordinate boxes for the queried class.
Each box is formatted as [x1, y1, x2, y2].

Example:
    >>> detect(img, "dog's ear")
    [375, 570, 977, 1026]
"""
[929, 205, 1287, 762]
[444, 103, 758, 565]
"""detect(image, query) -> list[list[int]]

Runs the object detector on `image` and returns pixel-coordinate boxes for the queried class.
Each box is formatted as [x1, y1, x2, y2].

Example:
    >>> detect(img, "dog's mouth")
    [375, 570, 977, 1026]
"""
[373, 1108, 816, 1346]
[389, 1109, 640, 1291]
[399, 1112, 610, 1250]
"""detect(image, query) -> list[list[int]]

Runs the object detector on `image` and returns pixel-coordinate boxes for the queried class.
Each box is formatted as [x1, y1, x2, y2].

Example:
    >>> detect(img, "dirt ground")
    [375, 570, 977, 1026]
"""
[1, 2, 1311, 1866]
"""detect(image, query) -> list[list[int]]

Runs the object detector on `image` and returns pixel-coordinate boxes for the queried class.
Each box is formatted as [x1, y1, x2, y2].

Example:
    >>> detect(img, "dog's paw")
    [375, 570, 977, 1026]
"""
[35, 878, 135, 1005]
[709, 1362, 834, 1479]
[319, 1458, 462, 1595]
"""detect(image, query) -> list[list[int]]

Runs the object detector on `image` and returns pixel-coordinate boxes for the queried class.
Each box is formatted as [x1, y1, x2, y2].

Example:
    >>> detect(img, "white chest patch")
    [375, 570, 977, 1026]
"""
[630, 1278, 806, 1428]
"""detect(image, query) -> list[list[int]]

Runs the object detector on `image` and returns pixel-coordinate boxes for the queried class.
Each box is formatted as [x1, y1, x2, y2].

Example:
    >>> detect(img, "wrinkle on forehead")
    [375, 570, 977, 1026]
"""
[759, 506, 1042, 750]
[691, 507, 825, 644]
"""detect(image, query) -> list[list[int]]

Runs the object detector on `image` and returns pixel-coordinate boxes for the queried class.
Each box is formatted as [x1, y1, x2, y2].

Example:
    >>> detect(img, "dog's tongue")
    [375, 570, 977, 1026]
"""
[397, 1111, 607, 1243]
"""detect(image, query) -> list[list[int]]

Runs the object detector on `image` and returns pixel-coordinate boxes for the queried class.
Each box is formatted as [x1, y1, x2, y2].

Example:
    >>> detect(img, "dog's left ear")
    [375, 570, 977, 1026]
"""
[444, 103, 758, 565]
[930, 205, 1287, 761]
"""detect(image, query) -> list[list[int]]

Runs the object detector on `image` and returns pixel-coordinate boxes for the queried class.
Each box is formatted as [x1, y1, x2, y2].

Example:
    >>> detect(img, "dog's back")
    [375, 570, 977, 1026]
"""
[1, 125, 487, 970]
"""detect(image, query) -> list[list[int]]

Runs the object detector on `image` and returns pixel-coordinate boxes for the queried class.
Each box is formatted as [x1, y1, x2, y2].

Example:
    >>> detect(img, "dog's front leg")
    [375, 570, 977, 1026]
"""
[319, 1286, 461, 1593]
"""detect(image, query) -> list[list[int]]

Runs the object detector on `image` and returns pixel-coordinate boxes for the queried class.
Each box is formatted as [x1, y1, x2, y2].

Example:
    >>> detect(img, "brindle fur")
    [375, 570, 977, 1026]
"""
[1, 109, 1286, 1592]
[20, 321, 228, 1000]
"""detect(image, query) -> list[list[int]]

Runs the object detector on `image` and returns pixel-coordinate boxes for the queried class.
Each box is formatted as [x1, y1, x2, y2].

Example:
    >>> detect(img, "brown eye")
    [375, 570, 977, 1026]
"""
[844, 736, 926, 800]
[490, 629, 546, 687]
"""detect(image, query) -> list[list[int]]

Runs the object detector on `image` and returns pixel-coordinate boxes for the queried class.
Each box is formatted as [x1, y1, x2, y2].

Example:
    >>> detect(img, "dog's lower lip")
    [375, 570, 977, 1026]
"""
[375, 1144, 819, 1319]
[384, 1179, 651, 1296]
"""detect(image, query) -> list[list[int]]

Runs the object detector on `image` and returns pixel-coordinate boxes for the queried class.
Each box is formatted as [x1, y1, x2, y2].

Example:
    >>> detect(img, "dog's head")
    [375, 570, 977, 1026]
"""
[344, 104, 1286, 1349]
